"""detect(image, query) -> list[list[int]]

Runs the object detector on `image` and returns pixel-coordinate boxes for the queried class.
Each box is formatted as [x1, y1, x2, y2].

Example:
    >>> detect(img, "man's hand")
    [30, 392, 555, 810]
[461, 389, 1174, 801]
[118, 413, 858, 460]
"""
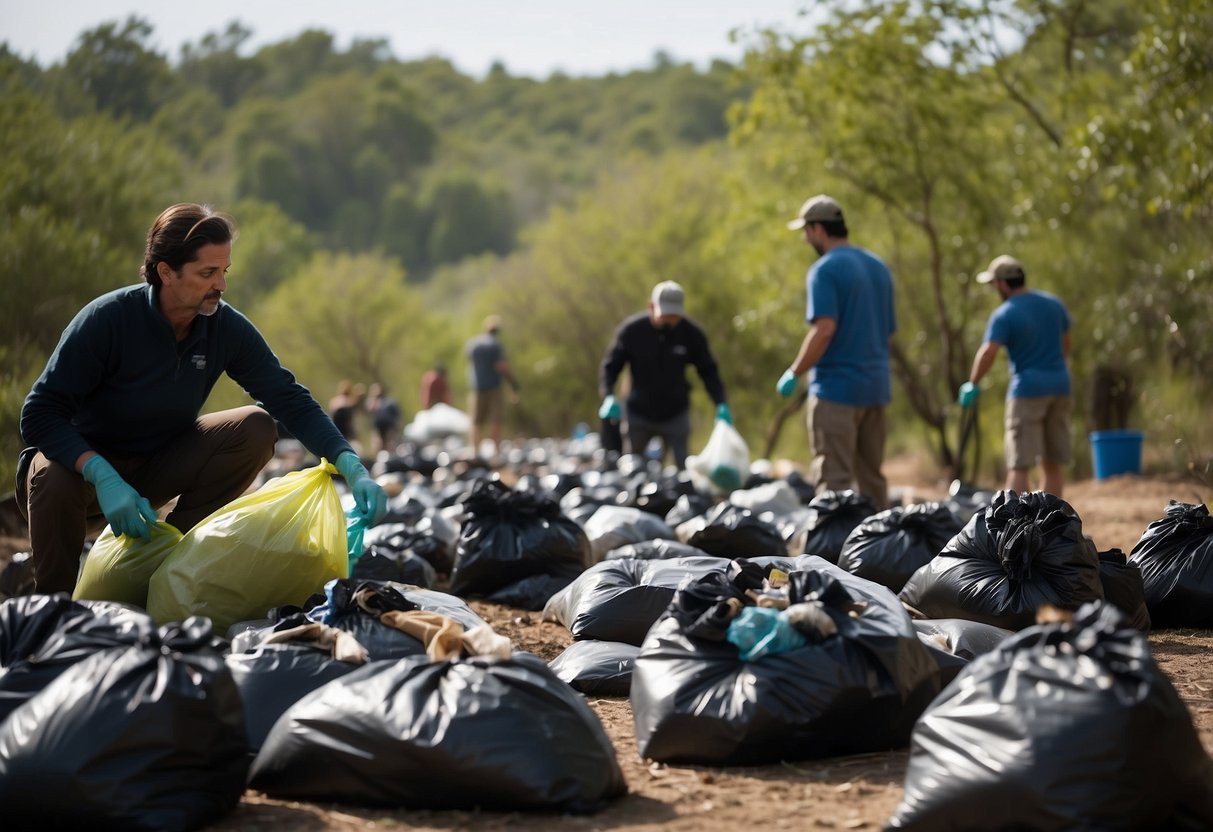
[598, 395, 621, 421]
[336, 451, 388, 525]
[81, 455, 156, 539]
[715, 403, 733, 425]
[958, 382, 980, 408]
[776, 368, 799, 399]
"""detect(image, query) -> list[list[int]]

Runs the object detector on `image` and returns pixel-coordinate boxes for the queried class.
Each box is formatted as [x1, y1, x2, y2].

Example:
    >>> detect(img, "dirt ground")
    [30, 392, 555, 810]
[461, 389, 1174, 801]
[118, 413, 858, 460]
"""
[4, 463, 1212, 831]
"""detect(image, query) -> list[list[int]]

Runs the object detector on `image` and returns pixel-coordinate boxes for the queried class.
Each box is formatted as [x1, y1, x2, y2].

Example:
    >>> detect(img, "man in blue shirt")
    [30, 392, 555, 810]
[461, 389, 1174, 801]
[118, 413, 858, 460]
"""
[776, 195, 896, 508]
[18, 203, 387, 594]
[465, 315, 520, 459]
[958, 255, 1072, 496]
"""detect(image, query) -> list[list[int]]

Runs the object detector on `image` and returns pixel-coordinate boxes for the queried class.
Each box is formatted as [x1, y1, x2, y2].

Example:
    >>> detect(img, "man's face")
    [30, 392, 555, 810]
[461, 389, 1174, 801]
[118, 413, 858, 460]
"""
[803, 222, 825, 256]
[163, 241, 231, 317]
[647, 303, 682, 329]
[995, 278, 1011, 301]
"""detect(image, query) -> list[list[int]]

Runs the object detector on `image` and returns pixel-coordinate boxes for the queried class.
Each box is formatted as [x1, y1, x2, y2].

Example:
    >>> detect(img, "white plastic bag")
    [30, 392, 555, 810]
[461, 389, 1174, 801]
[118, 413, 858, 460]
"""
[686, 420, 749, 495]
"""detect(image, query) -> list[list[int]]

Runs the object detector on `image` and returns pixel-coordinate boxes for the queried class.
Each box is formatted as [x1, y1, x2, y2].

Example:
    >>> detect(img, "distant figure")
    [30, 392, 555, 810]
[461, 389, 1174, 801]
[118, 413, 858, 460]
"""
[776, 194, 896, 510]
[959, 254, 1072, 497]
[419, 363, 451, 410]
[465, 315, 520, 458]
[366, 382, 402, 455]
[328, 380, 365, 453]
[598, 281, 731, 469]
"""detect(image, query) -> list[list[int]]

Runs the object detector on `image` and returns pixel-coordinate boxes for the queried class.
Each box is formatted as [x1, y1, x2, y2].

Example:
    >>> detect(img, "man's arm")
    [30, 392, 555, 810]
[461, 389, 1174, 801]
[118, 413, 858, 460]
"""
[599, 322, 630, 397]
[495, 359, 520, 392]
[788, 317, 838, 376]
[968, 341, 1001, 384]
[1062, 331, 1071, 361]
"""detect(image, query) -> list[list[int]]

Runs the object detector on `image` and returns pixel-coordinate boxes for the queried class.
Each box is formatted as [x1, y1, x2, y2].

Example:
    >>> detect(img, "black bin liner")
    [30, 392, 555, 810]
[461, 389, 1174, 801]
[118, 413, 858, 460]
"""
[605, 539, 711, 561]
[888, 602, 1213, 831]
[912, 618, 1013, 687]
[362, 513, 457, 575]
[796, 489, 878, 562]
[543, 555, 734, 645]
[548, 639, 639, 696]
[1128, 500, 1213, 628]
[631, 557, 940, 765]
[584, 505, 676, 561]
[450, 479, 590, 608]
[0, 594, 155, 723]
[0, 617, 248, 832]
[678, 502, 786, 559]
[1098, 547, 1151, 631]
[898, 490, 1104, 629]
[352, 544, 438, 588]
[226, 644, 363, 751]
[838, 501, 961, 592]
[250, 652, 626, 813]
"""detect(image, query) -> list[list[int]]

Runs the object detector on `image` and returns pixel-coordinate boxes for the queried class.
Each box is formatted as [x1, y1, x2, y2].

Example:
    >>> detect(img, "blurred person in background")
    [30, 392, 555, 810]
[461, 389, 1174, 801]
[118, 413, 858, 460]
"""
[465, 315, 520, 460]
[599, 280, 731, 468]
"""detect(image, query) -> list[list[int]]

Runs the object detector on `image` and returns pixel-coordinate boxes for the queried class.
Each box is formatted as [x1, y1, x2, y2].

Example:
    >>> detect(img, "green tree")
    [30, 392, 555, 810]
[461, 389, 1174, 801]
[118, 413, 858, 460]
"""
[55, 17, 178, 120]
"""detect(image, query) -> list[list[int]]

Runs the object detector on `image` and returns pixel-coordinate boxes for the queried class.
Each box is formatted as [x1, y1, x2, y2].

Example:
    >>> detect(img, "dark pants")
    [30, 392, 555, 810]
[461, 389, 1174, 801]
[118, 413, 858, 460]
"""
[17, 406, 277, 595]
[625, 408, 691, 468]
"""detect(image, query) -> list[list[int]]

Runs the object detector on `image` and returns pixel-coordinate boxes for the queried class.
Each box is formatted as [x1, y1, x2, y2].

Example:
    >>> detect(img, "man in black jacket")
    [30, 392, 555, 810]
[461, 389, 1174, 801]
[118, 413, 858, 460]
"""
[598, 281, 731, 468]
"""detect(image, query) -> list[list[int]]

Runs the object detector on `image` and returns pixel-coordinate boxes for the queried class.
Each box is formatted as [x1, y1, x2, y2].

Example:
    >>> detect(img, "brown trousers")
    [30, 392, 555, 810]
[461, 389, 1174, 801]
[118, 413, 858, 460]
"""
[17, 406, 277, 595]
[807, 396, 889, 510]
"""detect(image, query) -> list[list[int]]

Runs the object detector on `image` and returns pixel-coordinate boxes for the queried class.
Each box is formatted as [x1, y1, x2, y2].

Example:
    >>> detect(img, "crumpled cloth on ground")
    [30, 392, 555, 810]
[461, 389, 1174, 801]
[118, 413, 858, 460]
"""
[262, 621, 370, 664]
[379, 610, 513, 661]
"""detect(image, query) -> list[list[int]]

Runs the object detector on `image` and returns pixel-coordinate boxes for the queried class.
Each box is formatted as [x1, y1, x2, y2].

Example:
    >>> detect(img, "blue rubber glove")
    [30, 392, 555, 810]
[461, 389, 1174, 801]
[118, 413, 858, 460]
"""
[335, 451, 387, 526]
[958, 382, 979, 408]
[598, 395, 621, 421]
[715, 403, 733, 425]
[81, 455, 156, 540]
[776, 368, 799, 398]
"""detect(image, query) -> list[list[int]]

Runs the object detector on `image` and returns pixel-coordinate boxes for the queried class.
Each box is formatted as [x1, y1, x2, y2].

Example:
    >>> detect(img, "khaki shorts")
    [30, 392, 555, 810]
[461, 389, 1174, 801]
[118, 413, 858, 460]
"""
[470, 388, 503, 426]
[1005, 395, 1072, 469]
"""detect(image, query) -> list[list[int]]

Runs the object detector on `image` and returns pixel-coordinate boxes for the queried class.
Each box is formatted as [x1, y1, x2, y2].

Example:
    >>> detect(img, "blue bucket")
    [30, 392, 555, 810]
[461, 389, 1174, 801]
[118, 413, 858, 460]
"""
[1089, 430, 1143, 480]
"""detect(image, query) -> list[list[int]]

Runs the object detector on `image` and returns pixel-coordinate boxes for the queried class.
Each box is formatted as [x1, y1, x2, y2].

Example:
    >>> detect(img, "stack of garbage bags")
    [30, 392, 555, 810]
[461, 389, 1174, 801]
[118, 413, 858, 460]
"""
[1128, 500, 1213, 628]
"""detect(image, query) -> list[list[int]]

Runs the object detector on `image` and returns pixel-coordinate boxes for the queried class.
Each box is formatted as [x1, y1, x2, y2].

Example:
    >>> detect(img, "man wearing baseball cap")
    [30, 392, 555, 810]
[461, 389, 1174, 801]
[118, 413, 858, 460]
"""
[776, 194, 896, 508]
[958, 254, 1072, 496]
[599, 280, 731, 468]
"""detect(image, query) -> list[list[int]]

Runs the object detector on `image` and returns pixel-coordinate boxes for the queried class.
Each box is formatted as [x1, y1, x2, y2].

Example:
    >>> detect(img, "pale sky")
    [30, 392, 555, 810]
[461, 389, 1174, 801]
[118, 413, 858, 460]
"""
[2, 0, 815, 78]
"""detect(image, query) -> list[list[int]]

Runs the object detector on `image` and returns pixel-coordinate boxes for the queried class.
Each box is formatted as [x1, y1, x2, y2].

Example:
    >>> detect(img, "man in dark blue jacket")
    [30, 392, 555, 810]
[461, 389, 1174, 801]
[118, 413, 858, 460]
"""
[18, 203, 387, 594]
[598, 281, 731, 468]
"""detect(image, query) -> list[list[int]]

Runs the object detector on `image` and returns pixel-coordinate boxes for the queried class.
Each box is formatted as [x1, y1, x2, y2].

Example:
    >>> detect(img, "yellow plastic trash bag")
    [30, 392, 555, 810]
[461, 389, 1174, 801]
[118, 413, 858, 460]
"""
[73, 521, 183, 608]
[147, 460, 348, 632]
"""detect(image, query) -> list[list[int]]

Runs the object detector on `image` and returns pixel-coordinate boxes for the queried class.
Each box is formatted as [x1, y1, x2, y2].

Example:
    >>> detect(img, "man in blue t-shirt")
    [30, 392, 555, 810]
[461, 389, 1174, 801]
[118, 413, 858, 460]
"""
[776, 195, 896, 508]
[958, 254, 1072, 496]
[464, 315, 520, 459]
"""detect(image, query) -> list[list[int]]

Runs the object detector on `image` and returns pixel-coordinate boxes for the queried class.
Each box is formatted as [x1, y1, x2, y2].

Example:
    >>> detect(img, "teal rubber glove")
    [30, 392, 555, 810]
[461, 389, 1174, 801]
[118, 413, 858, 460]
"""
[598, 394, 621, 421]
[81, 455, 156, 540]
[715, 403, 733, 425]
[776, 368, 799, 398]
[958, 381, 980, 408]
[335, 451, 387, 526]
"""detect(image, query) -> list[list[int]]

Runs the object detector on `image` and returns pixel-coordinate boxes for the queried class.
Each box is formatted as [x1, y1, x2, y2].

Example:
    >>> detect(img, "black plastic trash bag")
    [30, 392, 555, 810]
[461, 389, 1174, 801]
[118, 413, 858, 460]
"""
[912, 618, 1013, 687]
[226, 643, 363, 751]
[663, 492, 715, 528]
[0, 618, 248, 832]
[231, 580, 485, 660]
[548, 639, 639, 696]
[899, 490, 1104, 629]
[559, 486, 617, 528]
[1128, 500, 1213, 628]
[605, 539, 712, 561]
[631, 557, 940, 765]
[483, 573, 579, 609]
[676, 502, 786, 559]
[250, 652, 626, 813]
[351, 544, 438, 588]
[543, 555, 734, 645]
[838, 502, 961, 592]
[584, 505, 676, 561]
[1098, 547, 1151, 631]
[362, 514, 458, 574]
[888, 602, 1213, 831]
[0, 594, 155, 723]
[794, 489, 878, 562]
[450, 479, 591, 604]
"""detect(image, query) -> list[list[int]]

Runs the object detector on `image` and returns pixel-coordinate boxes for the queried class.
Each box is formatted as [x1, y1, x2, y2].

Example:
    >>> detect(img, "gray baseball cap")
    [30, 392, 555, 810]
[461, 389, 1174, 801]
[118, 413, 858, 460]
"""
[976, 255, 1025, 284]
[650, 281, 685, 316]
